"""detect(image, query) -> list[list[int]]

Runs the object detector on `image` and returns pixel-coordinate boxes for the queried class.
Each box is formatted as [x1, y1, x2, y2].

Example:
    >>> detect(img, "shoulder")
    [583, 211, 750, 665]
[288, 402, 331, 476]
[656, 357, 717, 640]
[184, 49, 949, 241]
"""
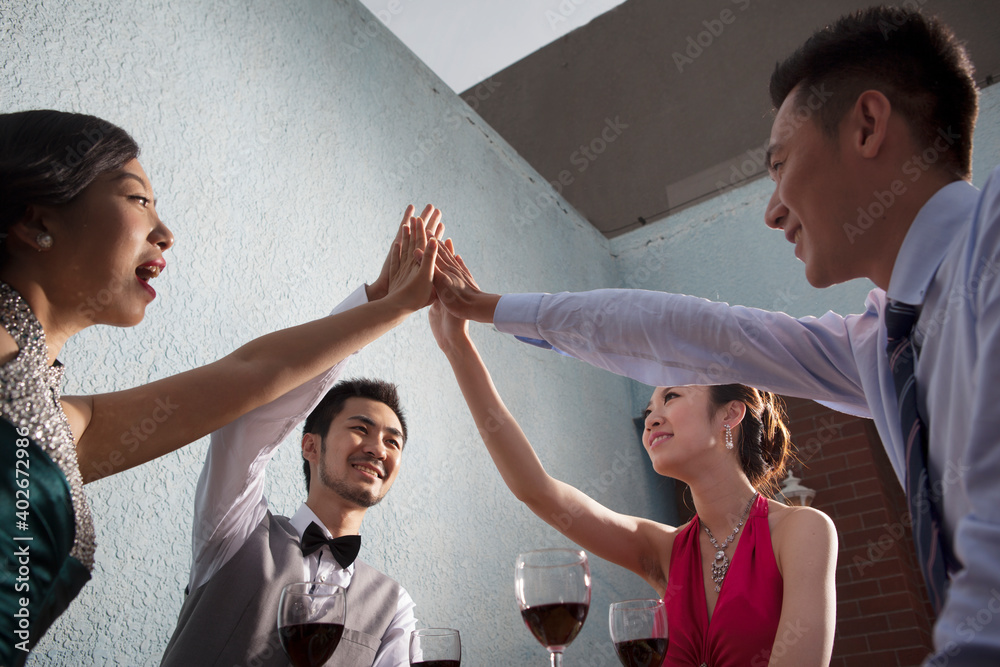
[767, 501, 837, 572]
[767, 500, 835, 536]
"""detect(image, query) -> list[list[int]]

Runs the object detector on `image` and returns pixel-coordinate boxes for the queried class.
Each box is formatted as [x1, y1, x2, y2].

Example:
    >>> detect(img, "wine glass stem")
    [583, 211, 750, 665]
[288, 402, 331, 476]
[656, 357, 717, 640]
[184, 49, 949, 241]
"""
[549, 650, 563, 667]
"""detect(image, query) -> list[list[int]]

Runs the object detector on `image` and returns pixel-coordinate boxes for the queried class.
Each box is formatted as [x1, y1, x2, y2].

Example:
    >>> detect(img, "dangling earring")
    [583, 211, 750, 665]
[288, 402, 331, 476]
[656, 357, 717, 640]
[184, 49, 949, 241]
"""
[724, 424, 734, 450]
[36, 232, 54, 250]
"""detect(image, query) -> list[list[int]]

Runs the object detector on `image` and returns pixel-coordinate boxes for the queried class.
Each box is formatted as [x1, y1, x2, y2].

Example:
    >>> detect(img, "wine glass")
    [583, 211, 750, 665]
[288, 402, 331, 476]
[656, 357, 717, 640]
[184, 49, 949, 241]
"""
[515, 548, 591, 667]
[277, 582, 346, 667]
[609, 599, 668, 667]
[409, 627, 461, 666]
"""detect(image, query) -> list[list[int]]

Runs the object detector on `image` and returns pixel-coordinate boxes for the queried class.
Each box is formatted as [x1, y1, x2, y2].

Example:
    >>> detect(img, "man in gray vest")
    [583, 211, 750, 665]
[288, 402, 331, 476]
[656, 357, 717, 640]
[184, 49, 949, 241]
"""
[161, 208, 441, 666]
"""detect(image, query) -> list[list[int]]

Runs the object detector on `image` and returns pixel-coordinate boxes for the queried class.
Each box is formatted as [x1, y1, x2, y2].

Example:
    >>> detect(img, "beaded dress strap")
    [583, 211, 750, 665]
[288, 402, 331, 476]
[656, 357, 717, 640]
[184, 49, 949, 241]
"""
[0, 281, 96, 569]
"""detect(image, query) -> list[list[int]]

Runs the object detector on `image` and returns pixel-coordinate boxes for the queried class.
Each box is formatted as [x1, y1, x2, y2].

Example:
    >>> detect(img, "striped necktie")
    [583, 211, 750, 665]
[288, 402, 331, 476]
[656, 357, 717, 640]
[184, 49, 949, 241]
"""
[885, 300, 952, 612]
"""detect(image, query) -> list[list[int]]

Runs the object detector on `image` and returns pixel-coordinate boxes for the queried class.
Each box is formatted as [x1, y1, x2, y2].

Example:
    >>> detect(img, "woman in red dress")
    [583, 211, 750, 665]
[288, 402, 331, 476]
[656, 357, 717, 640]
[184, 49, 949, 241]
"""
[429, 248, 836, 667]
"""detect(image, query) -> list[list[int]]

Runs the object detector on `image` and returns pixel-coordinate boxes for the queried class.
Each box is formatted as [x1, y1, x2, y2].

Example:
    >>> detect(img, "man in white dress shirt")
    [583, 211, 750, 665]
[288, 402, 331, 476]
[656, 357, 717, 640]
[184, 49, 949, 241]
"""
[161, 209, 440, 666]
[432, 8, 999, 665]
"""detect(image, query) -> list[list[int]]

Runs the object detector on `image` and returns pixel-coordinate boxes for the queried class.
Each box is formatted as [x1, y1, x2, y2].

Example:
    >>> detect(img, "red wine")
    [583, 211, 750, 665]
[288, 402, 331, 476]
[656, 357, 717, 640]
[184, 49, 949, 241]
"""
[613, 638, 668, 667]
[410, 661, 460, 667]
[279, 622, 344, 667]
[520, 602, 589, 650]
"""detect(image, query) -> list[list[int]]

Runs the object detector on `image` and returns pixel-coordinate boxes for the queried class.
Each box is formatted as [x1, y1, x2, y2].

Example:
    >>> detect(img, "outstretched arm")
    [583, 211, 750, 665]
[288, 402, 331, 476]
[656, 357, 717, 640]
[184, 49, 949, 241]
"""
[429, 248, 676, 592]
[184, 208, 444, 586]
[69, 206, 440, 482]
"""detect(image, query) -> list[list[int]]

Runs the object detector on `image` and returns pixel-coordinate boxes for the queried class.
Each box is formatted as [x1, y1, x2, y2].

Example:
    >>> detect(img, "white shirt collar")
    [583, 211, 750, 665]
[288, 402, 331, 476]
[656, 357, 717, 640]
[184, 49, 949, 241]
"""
[288, 503, 356, 575]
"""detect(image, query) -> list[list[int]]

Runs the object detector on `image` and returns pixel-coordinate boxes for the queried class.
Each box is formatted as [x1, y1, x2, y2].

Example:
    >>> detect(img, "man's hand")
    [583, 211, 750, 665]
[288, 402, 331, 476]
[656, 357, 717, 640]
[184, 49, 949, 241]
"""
[432, 242, 501, 324]
[384, 215, 439, 314]
[367, 204, 443, 301]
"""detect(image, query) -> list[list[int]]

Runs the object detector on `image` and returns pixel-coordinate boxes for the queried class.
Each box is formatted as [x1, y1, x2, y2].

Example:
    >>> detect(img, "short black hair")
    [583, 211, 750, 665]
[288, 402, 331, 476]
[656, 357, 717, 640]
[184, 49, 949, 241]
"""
[302, 378, 407, 492]
[0, 110, 139, 256]
[770, 7, 977, 179]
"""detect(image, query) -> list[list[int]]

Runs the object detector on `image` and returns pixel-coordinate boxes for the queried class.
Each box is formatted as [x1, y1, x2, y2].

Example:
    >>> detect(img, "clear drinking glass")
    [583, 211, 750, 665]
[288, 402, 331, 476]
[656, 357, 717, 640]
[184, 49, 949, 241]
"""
[277, 582, 346, 667]
[515, 548, 591, 667]
[609, 598, 668, 667]
[409, 627, 461, 666]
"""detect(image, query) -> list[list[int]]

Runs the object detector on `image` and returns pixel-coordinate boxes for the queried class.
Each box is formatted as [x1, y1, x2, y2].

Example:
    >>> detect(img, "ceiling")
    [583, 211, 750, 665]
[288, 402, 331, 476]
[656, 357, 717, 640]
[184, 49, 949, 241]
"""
[463, 0, 1000, 238]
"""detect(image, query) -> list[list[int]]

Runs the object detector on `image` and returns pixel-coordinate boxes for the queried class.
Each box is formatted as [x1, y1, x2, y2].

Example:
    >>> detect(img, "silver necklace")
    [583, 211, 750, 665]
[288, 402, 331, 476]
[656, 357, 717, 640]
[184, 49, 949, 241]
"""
[703, 492, 758, 592]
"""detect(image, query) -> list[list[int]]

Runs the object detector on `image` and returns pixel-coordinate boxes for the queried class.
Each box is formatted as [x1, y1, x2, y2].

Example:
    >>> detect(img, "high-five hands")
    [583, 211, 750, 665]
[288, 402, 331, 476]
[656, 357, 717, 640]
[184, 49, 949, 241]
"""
[429, 241, 500, 324]
[428, 244, 474, 354]
[383, 205, 442, 313]
[369, 204, 443, 301]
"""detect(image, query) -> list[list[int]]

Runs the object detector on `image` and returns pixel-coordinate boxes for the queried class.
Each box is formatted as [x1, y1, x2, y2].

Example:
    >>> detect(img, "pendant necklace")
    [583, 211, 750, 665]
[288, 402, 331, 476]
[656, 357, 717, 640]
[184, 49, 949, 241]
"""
[703, 492, 758, 592]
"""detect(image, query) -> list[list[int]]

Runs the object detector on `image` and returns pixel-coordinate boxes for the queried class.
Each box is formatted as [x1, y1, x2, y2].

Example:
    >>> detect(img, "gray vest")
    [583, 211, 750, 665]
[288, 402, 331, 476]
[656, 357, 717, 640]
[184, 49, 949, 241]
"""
[160, 512, 401, 667]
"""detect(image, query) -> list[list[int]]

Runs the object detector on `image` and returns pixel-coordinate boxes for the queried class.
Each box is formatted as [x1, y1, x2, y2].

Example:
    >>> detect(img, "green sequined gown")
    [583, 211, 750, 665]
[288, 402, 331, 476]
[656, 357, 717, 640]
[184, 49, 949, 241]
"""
[1, 282, 95, 666]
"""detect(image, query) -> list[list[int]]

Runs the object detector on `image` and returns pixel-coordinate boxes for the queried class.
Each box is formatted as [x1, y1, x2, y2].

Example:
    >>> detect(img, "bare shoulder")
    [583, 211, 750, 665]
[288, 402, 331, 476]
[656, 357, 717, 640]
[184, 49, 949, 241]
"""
[767, 500, 837, 571]
[768, 499, 835, 534]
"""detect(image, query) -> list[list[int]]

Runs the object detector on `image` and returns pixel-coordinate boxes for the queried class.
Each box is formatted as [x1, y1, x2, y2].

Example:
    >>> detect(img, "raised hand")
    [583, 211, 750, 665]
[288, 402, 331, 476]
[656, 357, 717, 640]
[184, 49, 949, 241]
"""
[369, 204, 444, 301]
[385, 215, 438, 313]
[431, 242, 500, 323]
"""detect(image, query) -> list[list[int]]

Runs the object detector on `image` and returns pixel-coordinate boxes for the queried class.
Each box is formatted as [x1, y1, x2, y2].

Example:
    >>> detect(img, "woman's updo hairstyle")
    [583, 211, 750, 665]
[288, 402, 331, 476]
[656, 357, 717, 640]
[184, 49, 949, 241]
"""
[709, 384, 794, 496]
[0, 110, 139, 251]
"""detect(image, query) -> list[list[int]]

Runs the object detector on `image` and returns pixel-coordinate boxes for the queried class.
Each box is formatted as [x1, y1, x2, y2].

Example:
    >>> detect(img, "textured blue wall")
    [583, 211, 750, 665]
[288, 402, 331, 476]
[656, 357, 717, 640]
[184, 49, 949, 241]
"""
[4, 0, 998, 664]
[2, 1, 664, 665]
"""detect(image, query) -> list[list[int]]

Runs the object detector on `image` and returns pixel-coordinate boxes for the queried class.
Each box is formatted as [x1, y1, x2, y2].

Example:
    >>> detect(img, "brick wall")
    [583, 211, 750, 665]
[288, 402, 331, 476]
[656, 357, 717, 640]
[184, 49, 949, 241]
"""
[783, 396, 936, 667]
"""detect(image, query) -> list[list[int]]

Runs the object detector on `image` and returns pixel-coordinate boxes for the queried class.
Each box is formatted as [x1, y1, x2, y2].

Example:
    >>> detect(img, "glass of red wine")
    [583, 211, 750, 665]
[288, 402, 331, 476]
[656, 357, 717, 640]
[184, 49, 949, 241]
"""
[609, 598, 668, 667]
[277, 582, 346, 667]
[409, 627, 461, 666]
[515, 548, 591, 667]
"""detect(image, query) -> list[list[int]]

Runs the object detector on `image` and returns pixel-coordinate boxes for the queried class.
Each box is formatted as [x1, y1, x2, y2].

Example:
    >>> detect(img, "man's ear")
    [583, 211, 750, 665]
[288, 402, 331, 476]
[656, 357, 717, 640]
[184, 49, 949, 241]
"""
[302, 433, 320, 465]
[848, 89, 893, 160]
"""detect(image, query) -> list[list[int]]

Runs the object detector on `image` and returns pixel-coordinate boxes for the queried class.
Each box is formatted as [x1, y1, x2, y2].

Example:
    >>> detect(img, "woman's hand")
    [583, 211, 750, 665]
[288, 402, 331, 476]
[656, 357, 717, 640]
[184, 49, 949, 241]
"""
[430, 242, 501, 324]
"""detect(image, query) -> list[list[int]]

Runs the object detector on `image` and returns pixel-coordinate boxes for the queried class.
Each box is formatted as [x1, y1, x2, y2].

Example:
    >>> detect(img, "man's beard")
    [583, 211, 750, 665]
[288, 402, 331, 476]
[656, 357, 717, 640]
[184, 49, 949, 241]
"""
[317, 455, 386, 509]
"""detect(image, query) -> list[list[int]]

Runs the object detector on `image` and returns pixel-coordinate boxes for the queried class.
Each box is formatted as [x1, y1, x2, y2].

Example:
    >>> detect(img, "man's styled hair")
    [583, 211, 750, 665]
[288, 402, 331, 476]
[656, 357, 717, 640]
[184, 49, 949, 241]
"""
[302, 378, 407, 492]
[770, 7, 978, 180]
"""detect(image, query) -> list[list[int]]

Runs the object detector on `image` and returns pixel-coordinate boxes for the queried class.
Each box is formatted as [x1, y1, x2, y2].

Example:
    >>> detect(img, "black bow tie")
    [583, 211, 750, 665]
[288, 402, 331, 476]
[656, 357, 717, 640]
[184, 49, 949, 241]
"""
[300, 522, 362, 569]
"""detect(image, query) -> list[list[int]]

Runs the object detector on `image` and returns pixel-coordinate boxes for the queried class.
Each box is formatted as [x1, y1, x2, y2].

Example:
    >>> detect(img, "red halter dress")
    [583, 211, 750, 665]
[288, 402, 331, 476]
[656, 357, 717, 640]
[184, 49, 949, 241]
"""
[664, 495, 783, 666]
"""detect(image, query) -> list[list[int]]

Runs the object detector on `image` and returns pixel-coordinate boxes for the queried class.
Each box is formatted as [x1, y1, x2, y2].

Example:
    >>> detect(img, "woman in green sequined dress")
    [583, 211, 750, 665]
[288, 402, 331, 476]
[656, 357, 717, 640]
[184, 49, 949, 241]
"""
[0, 110, 441, 665]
